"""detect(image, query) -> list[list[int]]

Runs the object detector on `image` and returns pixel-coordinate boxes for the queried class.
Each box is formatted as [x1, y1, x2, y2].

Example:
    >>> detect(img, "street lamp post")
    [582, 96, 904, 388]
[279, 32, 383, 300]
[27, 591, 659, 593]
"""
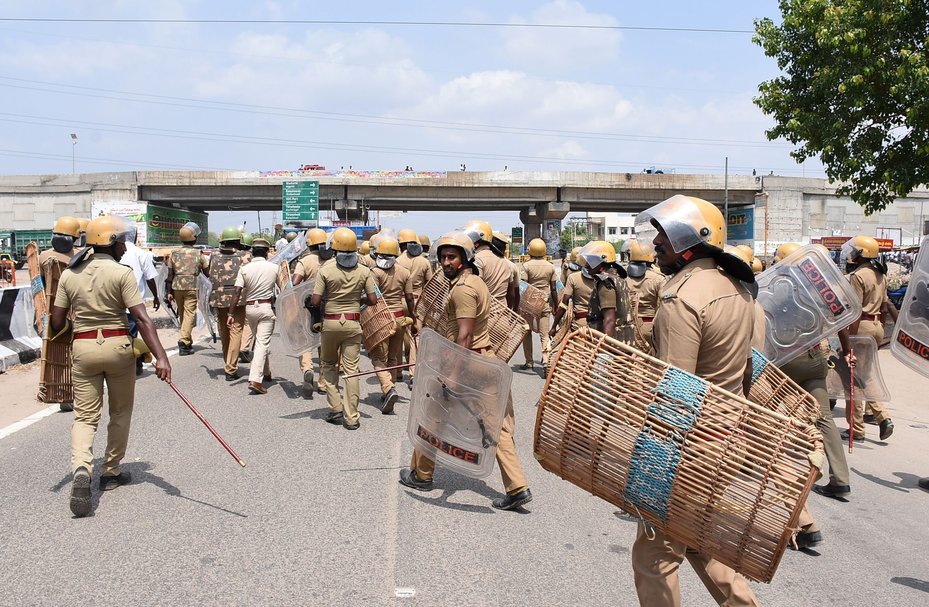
[70, 133, 77, 174]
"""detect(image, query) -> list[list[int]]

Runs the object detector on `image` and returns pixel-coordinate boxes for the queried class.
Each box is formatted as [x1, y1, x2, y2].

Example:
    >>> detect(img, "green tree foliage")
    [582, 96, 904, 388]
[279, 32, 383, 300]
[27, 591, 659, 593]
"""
[754, 0, 929, 214]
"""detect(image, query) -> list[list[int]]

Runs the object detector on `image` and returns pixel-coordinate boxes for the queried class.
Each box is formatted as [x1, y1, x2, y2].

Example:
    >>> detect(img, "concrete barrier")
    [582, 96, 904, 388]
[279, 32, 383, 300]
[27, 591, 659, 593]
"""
[0, 286, 42, 372]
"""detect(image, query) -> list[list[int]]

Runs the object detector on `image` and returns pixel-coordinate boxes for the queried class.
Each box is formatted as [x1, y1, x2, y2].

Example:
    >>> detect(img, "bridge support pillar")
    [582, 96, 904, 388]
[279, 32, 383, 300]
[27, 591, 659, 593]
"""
[334, 199, 363, 222]
[519, 207, 543, 241]
[535, 200, 570, 221]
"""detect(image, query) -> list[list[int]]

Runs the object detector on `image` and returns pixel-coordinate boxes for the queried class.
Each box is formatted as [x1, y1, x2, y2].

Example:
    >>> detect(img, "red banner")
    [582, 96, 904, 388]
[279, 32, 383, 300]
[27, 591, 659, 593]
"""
[817, 236, 893, 251]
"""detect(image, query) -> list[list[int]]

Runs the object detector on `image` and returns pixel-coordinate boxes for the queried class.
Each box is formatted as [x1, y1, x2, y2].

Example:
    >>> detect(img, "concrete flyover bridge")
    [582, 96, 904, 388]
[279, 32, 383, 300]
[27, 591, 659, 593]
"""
[2, 169, 927, 244]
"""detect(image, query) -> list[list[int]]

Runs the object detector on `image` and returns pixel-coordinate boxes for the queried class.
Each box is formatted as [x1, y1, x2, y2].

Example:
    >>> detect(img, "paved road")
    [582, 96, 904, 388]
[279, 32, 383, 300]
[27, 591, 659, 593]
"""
[1, 333, 929, 606]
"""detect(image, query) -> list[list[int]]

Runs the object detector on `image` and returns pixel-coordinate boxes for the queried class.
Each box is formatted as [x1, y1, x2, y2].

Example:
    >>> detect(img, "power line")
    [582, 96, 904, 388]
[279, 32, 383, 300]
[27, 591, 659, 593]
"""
[0, 18, 754, 33]
[0, 148, 231, 171]
[0, 76, 784, 149]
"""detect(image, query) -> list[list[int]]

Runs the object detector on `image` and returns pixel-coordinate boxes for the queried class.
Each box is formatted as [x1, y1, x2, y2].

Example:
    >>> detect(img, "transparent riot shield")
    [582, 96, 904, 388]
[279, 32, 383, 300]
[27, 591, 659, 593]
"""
[196, 273, 218, 342]
[891, 236, 929, 378]
[407, 328, 513, 478]
[155, 262, 179, 328]
[756, 245, 862, 366]
[274, 279, 319, 356]
[269, 231, 308, 266]
[825, 335, 891, 401]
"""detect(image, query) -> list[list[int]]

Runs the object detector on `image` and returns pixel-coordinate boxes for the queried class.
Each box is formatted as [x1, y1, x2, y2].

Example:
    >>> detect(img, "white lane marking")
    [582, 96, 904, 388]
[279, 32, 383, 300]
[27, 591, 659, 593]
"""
[0, 342, 185, 440]
[0, 405, 59, 440]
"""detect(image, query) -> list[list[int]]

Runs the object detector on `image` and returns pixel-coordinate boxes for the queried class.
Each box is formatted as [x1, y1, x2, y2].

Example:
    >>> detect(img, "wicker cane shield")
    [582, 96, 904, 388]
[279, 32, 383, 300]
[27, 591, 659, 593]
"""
[361, 296, 397, 353]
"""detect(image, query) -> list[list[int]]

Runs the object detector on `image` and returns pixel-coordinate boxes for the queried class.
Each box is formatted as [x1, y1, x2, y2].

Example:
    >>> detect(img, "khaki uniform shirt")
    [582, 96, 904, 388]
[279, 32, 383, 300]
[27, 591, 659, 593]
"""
[358, 254, 375, 269]
[397, 251, 434, 297]
[561, 263, 577, 287]
[651, 257, 754, 396]
[522, 258, 556, 291]
[314, 262, 377, 314]
[562, 271, 617, 314]
[371, 263, 413, 312]
[234, 257, 279, 302]
[474, 247, 513, 304]
[39, 247, 73, 267]
[446, 268, 491, 349]
[626, 268, 665, 318]
[848, 264, 888, 317]
[56, 253, 142, 333]
[751, 300, 767, 351]
[293, 252, 322, 281]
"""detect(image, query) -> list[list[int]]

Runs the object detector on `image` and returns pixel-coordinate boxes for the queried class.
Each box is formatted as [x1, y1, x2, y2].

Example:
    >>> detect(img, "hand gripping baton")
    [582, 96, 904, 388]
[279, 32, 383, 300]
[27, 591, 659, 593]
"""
[168, 382, 246, 467]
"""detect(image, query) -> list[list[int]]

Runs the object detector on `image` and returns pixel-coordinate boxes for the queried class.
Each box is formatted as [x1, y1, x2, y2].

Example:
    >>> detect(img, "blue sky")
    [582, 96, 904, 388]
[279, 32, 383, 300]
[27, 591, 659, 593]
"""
[0, 1, 814, 236]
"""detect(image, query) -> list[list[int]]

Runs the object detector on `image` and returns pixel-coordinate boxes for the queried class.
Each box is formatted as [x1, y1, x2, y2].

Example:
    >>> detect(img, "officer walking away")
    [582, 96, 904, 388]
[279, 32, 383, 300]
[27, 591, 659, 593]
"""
[550, 241, 624, 339]
[561, 246, 581, 286]
[624, 239, 665, 350]
[237, 233, 256, 364]
[838, 235, 898, 442]
[293, 227, 331, 396]
[228, 238, 278, 394]
[463, 220, 519, 311]
[205, 227, 246, 381]
[631, 195, 759, 606]
[370, 236, 415, 413]
[39, 216, 79, 267]
[520, 238, 558, 371]
[399, 231, 533, 511]
[119, 226, 161, 375]
[51, 216, 171, 518]
[166, 222, 207, 356]
[307, 228, 378, 430]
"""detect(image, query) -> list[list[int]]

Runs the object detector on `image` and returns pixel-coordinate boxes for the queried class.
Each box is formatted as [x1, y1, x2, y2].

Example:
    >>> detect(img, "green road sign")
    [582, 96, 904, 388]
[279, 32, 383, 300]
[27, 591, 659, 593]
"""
[511, 226, 524, 244]
[282, 181, 319, 224]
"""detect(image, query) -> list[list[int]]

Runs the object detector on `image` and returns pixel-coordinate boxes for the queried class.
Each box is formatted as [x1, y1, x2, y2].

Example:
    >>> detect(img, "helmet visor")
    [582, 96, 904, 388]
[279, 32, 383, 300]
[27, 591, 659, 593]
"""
[635, 196, 717, 254]
[182, 221, 202, 237]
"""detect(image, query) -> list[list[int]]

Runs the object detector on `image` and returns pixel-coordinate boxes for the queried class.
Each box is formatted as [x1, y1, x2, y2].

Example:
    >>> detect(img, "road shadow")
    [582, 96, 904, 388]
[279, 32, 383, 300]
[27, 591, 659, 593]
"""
[850, 468, 922, 492]
[399, 474, 518, 515]
[198, 364, 237, 382]
[280, 407, 331, 421]
[124, 461, 247, 518]
[276, 380, 305, 400]
[891, 577, 929, 594]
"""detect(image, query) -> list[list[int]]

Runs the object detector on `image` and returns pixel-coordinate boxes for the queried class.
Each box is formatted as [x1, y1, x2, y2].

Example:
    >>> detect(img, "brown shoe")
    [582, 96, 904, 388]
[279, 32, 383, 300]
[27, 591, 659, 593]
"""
[248, 381, 267, 394]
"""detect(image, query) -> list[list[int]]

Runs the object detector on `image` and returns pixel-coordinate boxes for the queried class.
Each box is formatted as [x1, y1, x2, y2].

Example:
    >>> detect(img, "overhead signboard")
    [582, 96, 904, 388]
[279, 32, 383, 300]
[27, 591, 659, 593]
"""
[282, 180, 319, 227]
[727, 207, 754, 242]
[818, 235, 894, 251]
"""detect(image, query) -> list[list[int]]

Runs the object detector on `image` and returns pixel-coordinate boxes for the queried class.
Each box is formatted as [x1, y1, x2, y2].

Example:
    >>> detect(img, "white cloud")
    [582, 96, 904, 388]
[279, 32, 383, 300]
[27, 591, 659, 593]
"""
[540, 140, 587, 159]
[503, 0, 621, 69]
[0, 39, 154, 78]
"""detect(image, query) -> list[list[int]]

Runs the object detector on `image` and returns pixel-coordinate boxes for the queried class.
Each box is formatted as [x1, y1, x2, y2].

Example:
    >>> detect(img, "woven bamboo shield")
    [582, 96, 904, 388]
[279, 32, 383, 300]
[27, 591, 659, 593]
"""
[276, 261, 293, 291]
[361, 297, 397, 352]
[517, 281, 547, 319]
[534, 328, 819, 583]
[25, 242, 47, 334]
[415, 273, 452, 335]
[34, 256, 74, 405]
[748, 349, 820, 424]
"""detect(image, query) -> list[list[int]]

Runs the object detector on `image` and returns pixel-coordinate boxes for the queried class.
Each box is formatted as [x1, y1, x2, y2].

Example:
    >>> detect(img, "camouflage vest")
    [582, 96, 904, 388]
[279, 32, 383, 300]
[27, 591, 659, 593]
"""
[170, 246, 202, 291]
[209, 251, 243, 308]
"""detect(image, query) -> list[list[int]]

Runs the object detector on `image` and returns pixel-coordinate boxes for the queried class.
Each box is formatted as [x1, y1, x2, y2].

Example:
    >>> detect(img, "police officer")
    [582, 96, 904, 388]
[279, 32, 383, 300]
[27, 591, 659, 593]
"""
[463, 220, 519, 311]
[561, 246, 581, 286]
[39, 216, 79, 267]
[369, 236, 415, 413]
[520, 238, 558, 370]
[550, 241, 624, 339]
[205, 227, 246, 381]
[358, 240, 373, 268]
[229, 238, 278, 394]
[492, 230, 521, 310]
[166, 222, 207, 356]
[397, 229, 433, 385]
[293, 227, 331, 396]
[237, 233, 256, 363]
[838, 235, 897, 442]
[630, 195, 759, 606]
[50, 216, 171, 518]
[308, 228, 378, 430]
[624, 239, 665, 349]
[75, 218, 90, 248]
[399, 231, 533, 511]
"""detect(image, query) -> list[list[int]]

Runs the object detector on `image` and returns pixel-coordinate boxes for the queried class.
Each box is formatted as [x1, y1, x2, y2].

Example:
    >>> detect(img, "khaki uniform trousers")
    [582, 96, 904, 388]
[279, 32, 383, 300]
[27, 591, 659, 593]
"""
[522, 307, 552, 367]
[639, 319, 655, 350]
[632, 524, 760, 607]
[781, 348, 850, 487]
[241, 318, 254, 354]
[850, 321, 890, 437]
[245, 302, 274, 383]
[216, 306, 245, 375]
[403, 296, 420, 378]
[411, 348, 528, 493]
[71, 334, 136, 476]
[372, 326, 406, 394]
[173, 289, 198, 346]
[299, 348, 327, 389]
[321, 318, 362, 425]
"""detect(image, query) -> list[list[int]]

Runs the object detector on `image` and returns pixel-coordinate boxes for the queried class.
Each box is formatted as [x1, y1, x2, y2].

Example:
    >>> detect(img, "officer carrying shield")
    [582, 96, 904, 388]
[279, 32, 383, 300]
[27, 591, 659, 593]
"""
[293, 227, 331, 396]
[550, 241, 625, 339]
[629, 195, 760, 607]
[399, 230, 533, 511]
[39, 216, 79, 267]
[50, 216, 171, 518]
[308, 228, 378, 430]
[370, 236, 415, 413]
[396, 229, 433, 386]
[520, 238, 558, 371]
[624, 239, 665, 349]
[838, 235, 898, 442]
[166, 222, 207, 356]
[463, 220, 519, 311]
[205, 227, 246, 381]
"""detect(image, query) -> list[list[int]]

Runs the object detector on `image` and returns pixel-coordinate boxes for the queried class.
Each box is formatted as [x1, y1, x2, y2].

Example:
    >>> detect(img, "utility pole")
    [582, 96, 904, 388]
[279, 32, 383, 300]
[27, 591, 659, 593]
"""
[723, 156, 729, 229]
[70, 133, 77, 174]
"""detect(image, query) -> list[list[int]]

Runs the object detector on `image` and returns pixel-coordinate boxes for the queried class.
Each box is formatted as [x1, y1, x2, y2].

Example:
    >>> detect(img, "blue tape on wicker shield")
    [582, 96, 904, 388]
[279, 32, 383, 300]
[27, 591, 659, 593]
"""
[650, 367, 707, 430]
[31, 275, 44, 296]
[624, 432, 680, 522]
[750, 348, 768, 384]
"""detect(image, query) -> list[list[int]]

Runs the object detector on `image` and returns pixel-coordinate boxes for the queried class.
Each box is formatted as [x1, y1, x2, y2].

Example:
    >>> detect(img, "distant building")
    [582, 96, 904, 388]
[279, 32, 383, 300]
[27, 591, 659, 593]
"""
[588, 212, 637, 242]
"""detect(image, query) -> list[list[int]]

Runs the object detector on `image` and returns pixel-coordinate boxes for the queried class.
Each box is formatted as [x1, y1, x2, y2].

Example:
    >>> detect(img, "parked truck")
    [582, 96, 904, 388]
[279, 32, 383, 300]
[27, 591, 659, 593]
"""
[0, 229, 54, 268]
